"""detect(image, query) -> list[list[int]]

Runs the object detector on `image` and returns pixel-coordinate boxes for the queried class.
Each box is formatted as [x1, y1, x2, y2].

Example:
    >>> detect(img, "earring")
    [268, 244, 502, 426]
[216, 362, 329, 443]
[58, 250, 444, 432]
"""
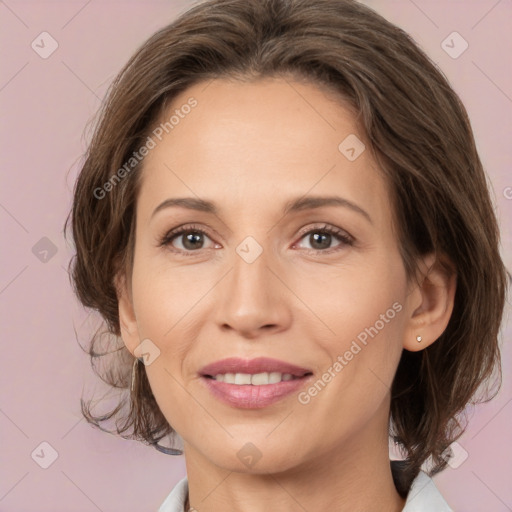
[131, 356, 183, 456]
[416, 335, 422, 343]
[131, 356, 144, 393]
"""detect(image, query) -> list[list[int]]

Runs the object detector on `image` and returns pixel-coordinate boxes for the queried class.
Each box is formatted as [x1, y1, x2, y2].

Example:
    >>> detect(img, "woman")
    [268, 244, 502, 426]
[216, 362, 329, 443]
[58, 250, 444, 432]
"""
[66, 0, 508, 510]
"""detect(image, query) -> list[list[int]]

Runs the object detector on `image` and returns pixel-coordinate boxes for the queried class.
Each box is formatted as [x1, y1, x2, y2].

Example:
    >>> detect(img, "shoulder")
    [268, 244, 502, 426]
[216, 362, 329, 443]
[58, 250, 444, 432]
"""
[402, 471, 453, 511]
[158, 476, 188, 512]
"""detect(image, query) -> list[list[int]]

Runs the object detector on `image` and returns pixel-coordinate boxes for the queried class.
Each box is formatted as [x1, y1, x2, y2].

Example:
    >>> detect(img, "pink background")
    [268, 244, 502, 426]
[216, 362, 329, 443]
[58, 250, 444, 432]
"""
[0, 1, 510, 510]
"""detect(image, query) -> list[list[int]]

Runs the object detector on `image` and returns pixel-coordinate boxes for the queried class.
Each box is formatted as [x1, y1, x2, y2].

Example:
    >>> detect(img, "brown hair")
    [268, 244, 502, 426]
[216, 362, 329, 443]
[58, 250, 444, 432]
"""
[65, 0, 509, 495]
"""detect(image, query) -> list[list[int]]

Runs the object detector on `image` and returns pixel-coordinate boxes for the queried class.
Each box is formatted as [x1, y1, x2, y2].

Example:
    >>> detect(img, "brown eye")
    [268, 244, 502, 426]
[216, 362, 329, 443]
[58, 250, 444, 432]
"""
[308, 232, 334, 250]
[176, 231, 207, 250]
[160, 226, 216, 253]
[295, 225, 354, 253]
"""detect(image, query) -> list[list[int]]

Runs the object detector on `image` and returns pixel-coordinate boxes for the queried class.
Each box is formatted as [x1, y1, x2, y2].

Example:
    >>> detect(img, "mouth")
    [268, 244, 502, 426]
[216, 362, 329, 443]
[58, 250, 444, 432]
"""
[199, 357, 314, 409]
[202, 371, 308, 385]
[199, 356, 313, 378]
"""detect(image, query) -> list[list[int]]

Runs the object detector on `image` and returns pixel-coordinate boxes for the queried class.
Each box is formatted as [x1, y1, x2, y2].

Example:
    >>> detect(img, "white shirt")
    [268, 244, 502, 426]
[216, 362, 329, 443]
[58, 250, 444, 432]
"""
[158, 470, 453, 511]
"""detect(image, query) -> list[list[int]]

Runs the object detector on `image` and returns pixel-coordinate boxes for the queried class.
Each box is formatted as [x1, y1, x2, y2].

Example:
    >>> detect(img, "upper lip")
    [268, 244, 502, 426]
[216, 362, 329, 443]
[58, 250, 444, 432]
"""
[199, 357, 313, 378]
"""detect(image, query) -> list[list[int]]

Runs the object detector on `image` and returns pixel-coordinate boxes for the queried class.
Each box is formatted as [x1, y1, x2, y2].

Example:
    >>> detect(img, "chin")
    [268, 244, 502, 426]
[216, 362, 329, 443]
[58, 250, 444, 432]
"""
[205, 442, 302, 474]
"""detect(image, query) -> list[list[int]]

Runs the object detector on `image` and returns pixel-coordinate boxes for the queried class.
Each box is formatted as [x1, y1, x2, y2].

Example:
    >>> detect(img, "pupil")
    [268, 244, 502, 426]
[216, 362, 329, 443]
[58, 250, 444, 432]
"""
[311, 232, 330, 250]
[183, 232, 203, 250]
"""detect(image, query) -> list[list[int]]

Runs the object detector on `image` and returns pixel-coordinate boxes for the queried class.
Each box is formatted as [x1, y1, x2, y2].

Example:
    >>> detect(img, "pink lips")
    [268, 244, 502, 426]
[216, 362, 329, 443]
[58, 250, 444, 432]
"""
[200, 357, 312, 377]
[199, 357, 313, 409]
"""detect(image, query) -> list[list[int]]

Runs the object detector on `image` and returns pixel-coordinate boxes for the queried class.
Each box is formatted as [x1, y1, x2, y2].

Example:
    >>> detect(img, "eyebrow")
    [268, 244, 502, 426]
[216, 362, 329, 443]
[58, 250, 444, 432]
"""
[151, 195, 372, 224]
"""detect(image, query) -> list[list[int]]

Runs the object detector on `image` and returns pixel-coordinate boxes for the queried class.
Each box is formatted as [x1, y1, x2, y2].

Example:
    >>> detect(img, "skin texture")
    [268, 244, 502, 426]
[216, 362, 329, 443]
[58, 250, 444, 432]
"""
[117, 77, 456, 512]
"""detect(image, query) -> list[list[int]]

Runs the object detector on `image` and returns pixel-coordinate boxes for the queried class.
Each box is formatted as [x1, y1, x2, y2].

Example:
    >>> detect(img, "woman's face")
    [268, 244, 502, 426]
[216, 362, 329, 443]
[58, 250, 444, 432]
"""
[120, 77, 418, 472]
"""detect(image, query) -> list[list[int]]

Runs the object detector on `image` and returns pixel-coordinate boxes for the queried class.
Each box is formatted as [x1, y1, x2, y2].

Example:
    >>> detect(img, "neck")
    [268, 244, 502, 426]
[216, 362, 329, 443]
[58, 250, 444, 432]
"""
[183, 416, 406, 512]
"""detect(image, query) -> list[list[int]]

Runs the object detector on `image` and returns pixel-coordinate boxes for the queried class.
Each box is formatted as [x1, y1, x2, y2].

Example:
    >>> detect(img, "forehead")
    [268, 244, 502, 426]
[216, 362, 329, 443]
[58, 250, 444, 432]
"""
[138, 77, 391, 227]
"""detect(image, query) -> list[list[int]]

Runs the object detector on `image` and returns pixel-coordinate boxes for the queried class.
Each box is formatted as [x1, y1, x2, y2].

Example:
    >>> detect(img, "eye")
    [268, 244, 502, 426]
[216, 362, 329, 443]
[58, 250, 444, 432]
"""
[294, 224, 354, 253]
[159, 224, 217, 254]
[159, 223, 354, 256]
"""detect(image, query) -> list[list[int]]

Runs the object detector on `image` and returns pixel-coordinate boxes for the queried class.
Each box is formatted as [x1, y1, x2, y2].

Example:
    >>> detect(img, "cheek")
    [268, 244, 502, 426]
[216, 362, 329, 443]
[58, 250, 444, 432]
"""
[130, 262, 205, 435]
[130, 256, 211, 341]
[296, 250, 406, 340]
[301, 254, 407, 403]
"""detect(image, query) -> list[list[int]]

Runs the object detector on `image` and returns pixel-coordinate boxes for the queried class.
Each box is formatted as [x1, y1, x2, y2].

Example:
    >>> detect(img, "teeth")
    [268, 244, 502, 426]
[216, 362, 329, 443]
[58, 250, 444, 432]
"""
[235, 373, 251, 385]
[213, 372, 296, 385]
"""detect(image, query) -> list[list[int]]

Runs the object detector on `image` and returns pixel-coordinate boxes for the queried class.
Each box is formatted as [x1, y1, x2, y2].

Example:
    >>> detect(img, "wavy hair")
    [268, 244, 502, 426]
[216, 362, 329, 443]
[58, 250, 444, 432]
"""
[65, 0, 508, 495]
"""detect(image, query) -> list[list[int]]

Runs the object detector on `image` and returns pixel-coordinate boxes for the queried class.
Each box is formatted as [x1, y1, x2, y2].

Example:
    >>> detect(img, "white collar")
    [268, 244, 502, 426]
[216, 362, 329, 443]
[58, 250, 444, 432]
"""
[158, 471, 452, 511]
[402, 471, 453, 511]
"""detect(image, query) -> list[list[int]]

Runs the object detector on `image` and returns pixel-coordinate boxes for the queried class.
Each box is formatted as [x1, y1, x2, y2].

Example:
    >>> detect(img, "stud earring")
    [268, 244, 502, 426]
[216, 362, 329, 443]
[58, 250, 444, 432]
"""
[416, 335, 422, 343]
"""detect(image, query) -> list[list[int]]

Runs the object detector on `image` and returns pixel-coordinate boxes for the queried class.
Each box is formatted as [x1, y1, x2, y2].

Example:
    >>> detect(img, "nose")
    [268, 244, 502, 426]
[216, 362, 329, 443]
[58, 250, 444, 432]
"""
[213, 243, 292, 339]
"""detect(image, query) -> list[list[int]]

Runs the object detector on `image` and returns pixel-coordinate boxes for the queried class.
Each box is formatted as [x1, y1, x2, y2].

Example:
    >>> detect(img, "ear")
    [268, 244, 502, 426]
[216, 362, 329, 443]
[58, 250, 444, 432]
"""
[403, 253, 457, 352]
[115, 271, 141, 356]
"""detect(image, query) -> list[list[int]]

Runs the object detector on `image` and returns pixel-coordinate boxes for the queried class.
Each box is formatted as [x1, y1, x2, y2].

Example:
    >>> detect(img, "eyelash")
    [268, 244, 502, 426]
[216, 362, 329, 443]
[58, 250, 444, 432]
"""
[159, 223, 354, 256]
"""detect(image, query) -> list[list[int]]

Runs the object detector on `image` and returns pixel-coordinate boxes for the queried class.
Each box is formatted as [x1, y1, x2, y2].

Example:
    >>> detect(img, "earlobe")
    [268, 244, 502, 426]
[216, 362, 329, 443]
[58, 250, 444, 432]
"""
[403, 253, 457, 352]
[115, 272, 140, 355]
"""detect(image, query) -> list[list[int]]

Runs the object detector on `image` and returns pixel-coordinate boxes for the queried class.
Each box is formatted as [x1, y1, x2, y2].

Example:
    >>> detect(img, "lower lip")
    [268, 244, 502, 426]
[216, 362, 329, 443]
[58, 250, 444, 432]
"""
[200, 375, 312, 409]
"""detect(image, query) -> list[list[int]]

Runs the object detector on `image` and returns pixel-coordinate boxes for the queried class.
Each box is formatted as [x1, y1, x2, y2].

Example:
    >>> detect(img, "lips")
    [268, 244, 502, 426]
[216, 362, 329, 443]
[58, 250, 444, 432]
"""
[198, 357, 314, 409]
[199, 357, 312, 378]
